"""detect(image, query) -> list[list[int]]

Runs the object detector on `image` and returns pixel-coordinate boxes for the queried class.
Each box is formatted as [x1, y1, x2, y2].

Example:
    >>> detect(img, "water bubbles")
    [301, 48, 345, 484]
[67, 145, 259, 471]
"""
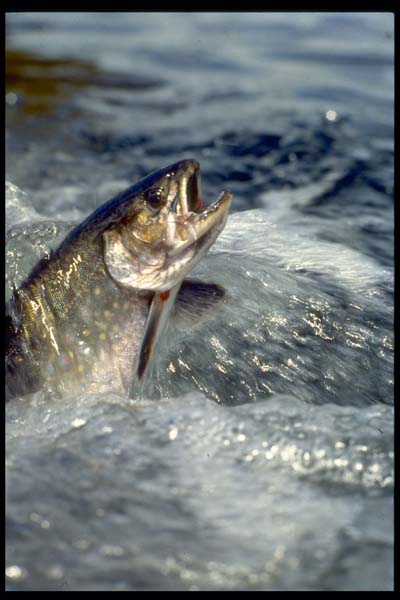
[71, 417, 86, 428]
[29, 512, 51, 529]
[169, 426, 178, 440]
[6, 92, 18, 106]
[325, 109, 338, 122]
[314, 449, 326, 459]
[101, 425, 113, 434]
[6, 565, 27, 581]
[369, 463, 380, 473]
[47, 565, 64, 580]
[29, 512, 41, 523]
[333, 457, 349, 468]
[265, 445, 278, 460]
[100, 544, 125, 557]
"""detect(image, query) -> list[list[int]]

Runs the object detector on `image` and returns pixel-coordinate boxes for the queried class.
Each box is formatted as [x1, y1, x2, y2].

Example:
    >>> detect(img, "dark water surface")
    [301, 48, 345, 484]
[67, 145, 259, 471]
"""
[6, 12, 393, 591]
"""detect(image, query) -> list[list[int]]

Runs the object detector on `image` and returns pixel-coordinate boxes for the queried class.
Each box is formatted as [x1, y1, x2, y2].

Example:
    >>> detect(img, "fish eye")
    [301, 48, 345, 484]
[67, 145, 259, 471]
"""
[144, 188, 165, 208]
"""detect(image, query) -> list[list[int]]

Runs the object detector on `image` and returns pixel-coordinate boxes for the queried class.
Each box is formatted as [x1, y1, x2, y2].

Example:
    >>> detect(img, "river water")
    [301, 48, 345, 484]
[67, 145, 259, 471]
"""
[5, 12, 394, 591]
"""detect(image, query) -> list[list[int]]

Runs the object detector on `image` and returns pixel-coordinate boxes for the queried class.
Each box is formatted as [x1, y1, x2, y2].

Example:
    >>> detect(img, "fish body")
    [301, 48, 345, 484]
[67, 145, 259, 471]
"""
[6, 160, 232, 400]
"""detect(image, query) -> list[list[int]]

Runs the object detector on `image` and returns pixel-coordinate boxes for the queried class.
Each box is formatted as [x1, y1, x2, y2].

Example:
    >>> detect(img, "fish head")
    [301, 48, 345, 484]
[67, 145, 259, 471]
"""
[103, 159, 232, 291]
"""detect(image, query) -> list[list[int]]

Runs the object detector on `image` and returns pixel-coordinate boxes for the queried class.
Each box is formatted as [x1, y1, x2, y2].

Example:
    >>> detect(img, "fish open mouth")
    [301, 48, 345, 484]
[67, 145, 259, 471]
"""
[174, 163, 204, 215]
[166, 160, 232, 256]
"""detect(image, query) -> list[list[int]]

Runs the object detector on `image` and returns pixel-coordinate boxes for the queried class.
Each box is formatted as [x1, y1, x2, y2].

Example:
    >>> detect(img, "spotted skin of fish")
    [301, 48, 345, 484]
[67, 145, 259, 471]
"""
[6, 160, 232, 400]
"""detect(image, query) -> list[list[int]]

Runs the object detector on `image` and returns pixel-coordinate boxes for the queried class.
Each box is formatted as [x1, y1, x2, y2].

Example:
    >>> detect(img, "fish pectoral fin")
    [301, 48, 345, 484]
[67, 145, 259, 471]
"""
[135, 283, 181, 381]
[173, 278, 229, 328]
[134, 279, 228, 386]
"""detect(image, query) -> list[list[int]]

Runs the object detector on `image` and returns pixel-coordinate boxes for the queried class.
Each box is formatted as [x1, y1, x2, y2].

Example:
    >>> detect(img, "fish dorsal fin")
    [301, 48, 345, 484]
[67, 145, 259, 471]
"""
[173, 279, 228, 328]
[135, 282, 181, 382]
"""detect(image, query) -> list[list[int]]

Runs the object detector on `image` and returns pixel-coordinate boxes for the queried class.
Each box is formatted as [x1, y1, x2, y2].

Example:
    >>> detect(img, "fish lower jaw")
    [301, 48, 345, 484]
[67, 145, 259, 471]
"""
[157, 210, 228, 292]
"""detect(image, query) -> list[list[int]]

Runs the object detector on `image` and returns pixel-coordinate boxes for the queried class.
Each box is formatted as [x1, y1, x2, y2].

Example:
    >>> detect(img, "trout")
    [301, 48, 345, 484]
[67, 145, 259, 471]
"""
[6, 159, 232, 400]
